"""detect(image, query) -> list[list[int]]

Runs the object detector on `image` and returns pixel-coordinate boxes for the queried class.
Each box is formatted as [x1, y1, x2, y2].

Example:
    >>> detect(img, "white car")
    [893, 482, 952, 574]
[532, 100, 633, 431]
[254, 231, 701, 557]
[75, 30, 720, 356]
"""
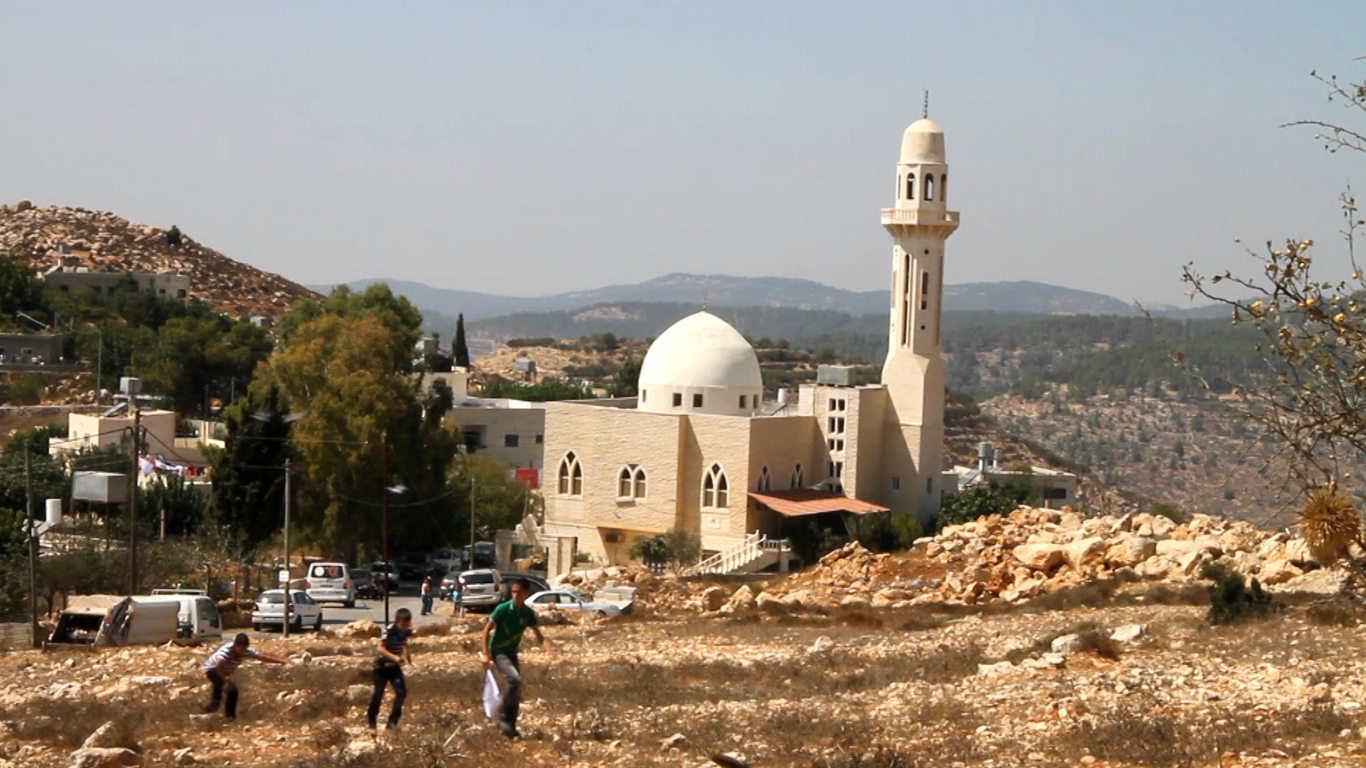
[252, 589, 323, 632]
[526, 590, 623, 618]
[305, 562, 356, 607]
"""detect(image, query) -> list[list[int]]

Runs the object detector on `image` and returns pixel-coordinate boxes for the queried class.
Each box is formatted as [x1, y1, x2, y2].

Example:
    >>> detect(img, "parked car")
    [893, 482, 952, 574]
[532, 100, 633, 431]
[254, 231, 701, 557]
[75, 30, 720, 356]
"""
[425, 548, 457, 572]
[368, 562, 400, 590]
[150, 589, 224, 645]
[396, 556, 425, 581]
[468, 541, 495, 568]
[351, 568, 381, 599]
[525, 590, 623, 618]
[496, 571, 551, 598]
[252, 589, 323, 632]
[444, 569, 503, 610]
[304, 562, 356, 608]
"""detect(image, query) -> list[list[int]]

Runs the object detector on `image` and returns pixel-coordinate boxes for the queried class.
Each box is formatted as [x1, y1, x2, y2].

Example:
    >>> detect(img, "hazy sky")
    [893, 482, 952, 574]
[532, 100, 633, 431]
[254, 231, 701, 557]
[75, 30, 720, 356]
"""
[2, 2, 1363, 306]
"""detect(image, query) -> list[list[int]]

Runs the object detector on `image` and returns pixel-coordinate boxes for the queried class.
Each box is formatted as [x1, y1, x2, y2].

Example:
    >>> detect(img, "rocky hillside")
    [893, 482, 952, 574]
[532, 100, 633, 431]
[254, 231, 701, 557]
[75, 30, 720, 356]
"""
[0, 200, 318, 318]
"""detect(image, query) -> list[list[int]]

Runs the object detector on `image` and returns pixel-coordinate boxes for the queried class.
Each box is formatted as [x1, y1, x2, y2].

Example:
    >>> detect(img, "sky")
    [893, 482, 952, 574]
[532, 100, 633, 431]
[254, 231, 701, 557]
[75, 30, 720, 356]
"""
[2, 1, 1364, 307]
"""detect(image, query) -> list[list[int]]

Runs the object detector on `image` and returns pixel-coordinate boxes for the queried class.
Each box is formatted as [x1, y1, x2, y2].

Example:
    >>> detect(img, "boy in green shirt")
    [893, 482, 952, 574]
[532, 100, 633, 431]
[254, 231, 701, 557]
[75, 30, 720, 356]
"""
[481, 577, 553, 739]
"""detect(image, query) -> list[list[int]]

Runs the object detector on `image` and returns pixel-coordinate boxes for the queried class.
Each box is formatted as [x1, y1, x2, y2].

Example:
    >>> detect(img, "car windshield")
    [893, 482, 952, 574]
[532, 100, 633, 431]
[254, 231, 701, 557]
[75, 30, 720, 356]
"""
[350, 570, 370, 580]
[462, 572, 496, 585]
[257, 591, 291, 604]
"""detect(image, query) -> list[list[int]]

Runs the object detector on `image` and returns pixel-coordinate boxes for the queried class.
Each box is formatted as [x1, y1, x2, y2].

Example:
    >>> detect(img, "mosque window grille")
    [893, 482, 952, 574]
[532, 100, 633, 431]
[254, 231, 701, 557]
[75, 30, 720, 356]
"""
[791, 463, 804, 489]
[557, 452, 583, 496]
[702, 464, 728, 508]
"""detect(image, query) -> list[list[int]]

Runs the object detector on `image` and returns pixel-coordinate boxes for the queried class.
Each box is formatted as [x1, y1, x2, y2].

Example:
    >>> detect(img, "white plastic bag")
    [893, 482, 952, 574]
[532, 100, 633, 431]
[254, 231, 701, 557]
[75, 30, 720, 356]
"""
[482, 669, 502, 719]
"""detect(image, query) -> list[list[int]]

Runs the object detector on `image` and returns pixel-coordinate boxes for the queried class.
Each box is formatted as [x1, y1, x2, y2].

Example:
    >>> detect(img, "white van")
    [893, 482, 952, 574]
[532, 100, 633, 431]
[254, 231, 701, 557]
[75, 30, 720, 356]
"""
[49, 595, 181, 647]
[305, 562, 356, 607]
[151, 590, 224, 645]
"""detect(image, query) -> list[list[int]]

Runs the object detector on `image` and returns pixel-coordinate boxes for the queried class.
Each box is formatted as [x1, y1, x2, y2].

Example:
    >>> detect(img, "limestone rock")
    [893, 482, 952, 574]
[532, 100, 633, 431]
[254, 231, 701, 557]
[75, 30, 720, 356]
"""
[1063, 537, 1106, 569]
[67, 747, 140, 768]
[755, 592, 786, 615]
[336, 621, 381, 639]
[81, 722, 122, 749]
[1258, 560, 1304, 585]
[701, 586, 727, 612]
[1013, 543, 1065, 572]
[1105, 536, 1156, 568]
[1111, 624, 1144, 643]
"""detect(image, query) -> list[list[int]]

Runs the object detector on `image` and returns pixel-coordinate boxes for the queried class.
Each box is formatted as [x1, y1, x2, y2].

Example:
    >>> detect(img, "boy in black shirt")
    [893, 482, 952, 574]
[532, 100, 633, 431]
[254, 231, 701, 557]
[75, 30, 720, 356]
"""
[367, 608, 414, 730]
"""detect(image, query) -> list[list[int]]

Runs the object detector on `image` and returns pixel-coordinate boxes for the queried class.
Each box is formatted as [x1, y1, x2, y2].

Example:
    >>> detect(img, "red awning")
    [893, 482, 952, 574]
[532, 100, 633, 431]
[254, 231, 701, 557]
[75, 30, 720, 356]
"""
[747, 489, 890, 517]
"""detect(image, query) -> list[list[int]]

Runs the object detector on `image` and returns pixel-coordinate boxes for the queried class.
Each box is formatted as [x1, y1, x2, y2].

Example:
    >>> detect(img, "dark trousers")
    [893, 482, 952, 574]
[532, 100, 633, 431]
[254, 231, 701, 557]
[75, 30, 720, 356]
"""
[367, 661, 407, 728]
[493, 652, 523, 727]
[204, 670, 238, 718]
[421, 594, 433, 615]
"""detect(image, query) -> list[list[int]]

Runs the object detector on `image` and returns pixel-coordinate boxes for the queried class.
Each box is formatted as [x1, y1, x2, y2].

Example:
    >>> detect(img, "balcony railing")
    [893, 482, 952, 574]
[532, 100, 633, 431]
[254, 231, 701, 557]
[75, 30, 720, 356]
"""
[880, 209, 960, 227]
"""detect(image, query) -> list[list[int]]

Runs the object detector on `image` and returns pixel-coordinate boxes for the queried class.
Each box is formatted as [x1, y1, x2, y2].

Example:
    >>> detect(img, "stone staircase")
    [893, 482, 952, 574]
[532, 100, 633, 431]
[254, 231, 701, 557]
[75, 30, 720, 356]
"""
[687, 531, 793, 575]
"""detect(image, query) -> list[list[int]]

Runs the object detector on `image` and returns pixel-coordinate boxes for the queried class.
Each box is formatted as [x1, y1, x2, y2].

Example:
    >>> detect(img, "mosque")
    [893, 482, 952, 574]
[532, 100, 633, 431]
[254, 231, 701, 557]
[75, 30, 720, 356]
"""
[540, 118, 958, 567]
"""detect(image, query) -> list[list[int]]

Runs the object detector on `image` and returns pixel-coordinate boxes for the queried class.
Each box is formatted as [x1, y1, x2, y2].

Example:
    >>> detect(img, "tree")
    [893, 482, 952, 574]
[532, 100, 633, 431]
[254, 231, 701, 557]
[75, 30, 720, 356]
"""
[936, 483, 1031, 529]
[605, 355, 642, 397]
[0, 252, 47, 320]
[129, 314, 273, 413]
[454, 313, 471, 369]
[275, 283, 423, 375]
[208, 387, 291, 555]
[1182, 60, 1366, 486]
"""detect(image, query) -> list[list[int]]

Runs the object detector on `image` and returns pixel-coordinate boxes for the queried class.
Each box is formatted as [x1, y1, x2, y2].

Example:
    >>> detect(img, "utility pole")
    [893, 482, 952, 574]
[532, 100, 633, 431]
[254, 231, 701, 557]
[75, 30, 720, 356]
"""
[25, 444, 38, 648]
[381, 433, 390, 626]
[469, 472, 477, 550]
[283, 458, 292, 639]
[128, 408, 141, 595]
[94, 328, 102, 403]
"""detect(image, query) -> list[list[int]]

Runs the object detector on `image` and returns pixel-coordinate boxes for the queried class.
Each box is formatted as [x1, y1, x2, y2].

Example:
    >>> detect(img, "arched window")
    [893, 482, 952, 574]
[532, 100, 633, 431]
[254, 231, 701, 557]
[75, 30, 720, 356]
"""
[924, 174, 935, 202]
[757, 465, 771, 492]
[906, 173, 915, 200]
[940, 173, 947, 202]
[702, 464, 728, 508]
[791, 463, 804, 489]
[617, 464, 647, 499]
[558, 452, 583, 496]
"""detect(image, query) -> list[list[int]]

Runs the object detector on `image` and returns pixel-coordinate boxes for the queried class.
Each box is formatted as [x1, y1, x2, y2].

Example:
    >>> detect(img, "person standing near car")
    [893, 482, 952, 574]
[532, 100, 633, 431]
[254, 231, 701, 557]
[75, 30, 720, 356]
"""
[481, 578, 554, 739]
[202, 633, 289, 721]
[420, 573, 434, 616]
[367, 608, 415, 730]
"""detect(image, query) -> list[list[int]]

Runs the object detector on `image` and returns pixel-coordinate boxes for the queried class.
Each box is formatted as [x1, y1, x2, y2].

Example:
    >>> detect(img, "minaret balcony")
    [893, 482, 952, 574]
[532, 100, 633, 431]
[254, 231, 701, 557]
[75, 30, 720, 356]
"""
[881, 209, 959, 227]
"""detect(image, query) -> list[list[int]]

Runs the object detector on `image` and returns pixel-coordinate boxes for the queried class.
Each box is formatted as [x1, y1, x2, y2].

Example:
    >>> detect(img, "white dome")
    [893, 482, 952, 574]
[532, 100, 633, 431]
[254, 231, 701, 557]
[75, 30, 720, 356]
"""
[638, 312, 762, 416]
[900, 118, 946, 164]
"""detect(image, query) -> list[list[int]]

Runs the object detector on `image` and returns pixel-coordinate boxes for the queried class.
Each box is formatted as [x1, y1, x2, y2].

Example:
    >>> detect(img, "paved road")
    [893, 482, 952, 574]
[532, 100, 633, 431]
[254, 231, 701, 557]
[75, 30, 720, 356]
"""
[244, 585, 472, 641]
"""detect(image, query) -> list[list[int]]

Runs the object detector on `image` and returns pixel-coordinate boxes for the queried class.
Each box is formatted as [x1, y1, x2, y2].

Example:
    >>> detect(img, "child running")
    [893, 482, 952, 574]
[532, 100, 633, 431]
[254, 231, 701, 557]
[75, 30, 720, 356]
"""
[202, 633, 289, 721]
[367, 607, 415, 730]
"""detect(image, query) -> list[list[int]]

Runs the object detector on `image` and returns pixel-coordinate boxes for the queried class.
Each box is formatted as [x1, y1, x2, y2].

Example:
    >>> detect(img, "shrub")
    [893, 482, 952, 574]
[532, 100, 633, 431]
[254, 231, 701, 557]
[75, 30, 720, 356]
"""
[164, 225, 183, 247]
[1201, 559, 1277, 624]
[936, 483, 1029, 529]
[1148, 502, 1188, 524]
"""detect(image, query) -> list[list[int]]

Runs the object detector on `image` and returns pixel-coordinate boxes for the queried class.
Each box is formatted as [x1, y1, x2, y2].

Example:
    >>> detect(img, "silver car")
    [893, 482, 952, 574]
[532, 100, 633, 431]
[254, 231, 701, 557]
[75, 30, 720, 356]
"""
[449, 569, 503, 611]
[526, 589, 623, 618]
[252, 589, 323, 632]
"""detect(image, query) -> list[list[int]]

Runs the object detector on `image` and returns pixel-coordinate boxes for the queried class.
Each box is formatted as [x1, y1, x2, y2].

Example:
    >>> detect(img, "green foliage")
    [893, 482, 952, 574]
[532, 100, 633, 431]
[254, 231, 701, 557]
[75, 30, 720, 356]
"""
[138, 474, 209, 537]
[626, 527, 700, 571]
[936, 483, 1031, 529]
[475, 377, 591, 401]
[164, 225, 183, 247]
[128, 314, 273, 413]
[1148, 503, 1188, 524]
[1201, 559, 1277, 624]
[506, 337, 557, 348]
[0, 252, 48, 322]
[605, 355, 642, 397]
[275, 283, 424, 375]
[786, 521, 844, 564]
[208, 388, 290, 555]
[453, 313, 471, 368]
[847, 512, 923, 553]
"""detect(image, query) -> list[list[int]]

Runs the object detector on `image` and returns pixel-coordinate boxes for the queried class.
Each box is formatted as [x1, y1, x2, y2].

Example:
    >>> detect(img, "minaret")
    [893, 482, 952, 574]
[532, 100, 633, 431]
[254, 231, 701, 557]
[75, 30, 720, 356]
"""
[880, 116, 959, 518]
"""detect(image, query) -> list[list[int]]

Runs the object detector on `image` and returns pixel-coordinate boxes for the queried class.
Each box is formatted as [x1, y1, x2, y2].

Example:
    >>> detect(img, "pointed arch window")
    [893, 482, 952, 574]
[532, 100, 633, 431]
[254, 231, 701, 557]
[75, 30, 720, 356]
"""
[702, 464, 728, 508]
[906, 173, 915, 200]
[617, 464, 647, 500]
[757, 465, 771, 492]
[791, 463, 804, 489]
[558, 452, 583, 496]
[940, 173, 947, 202]
[924, 174, 935, 202]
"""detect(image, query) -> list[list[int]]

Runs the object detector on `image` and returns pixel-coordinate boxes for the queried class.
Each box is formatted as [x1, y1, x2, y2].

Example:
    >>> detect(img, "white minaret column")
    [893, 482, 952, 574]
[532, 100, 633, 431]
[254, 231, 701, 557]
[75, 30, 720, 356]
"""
[880, 118, 959, 518]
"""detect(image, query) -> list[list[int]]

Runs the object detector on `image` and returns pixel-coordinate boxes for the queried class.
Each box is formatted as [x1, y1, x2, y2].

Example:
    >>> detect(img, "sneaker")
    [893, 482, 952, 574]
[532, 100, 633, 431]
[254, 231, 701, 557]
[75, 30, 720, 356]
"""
[386, 723, 401, 731]
[202, 704, 218, 714]
[497, 719, 521, 740]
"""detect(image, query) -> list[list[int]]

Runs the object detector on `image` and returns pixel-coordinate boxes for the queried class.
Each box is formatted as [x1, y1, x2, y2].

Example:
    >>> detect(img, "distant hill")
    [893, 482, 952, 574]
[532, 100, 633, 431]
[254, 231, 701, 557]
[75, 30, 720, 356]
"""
[315, 273, 1219, 321]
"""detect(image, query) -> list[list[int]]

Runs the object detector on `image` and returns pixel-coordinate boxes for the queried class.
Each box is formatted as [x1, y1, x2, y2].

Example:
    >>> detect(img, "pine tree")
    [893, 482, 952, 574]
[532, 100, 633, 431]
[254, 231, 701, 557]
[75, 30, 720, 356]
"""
[454, 313, 471, 369]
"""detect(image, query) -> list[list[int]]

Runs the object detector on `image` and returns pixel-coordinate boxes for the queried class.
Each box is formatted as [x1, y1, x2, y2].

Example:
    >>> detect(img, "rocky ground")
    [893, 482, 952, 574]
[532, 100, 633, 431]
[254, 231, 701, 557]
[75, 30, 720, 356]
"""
[0, 201, 318, 319]
[4, 508, 1366, 768]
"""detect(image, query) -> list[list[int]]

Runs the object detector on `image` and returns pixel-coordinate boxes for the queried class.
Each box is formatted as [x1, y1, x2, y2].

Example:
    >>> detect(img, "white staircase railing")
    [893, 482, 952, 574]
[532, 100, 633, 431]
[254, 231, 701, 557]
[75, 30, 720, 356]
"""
[687, 531, 790, 575]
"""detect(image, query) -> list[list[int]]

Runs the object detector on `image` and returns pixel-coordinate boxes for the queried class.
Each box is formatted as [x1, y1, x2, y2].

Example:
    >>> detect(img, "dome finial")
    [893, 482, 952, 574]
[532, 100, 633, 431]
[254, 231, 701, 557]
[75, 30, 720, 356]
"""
[923, 89, 929, 120]
[702, 287, 709, 311]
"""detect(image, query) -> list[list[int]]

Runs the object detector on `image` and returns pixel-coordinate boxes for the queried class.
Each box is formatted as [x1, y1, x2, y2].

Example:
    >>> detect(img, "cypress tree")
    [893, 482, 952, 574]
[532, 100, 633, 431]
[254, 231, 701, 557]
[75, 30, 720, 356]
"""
[454, 313, 471, 368]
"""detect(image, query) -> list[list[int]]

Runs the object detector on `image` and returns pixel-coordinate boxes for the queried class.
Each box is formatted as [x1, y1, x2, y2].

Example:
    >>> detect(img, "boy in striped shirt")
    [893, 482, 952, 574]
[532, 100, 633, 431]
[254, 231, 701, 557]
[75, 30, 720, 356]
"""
[202, 633, 289, 721]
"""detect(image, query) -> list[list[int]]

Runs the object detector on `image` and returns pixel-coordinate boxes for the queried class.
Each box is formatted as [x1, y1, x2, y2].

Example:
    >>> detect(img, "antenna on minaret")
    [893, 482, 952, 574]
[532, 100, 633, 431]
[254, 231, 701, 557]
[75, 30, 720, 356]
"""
[923, 89, 930, 119]
[702, 288, 709, 311]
